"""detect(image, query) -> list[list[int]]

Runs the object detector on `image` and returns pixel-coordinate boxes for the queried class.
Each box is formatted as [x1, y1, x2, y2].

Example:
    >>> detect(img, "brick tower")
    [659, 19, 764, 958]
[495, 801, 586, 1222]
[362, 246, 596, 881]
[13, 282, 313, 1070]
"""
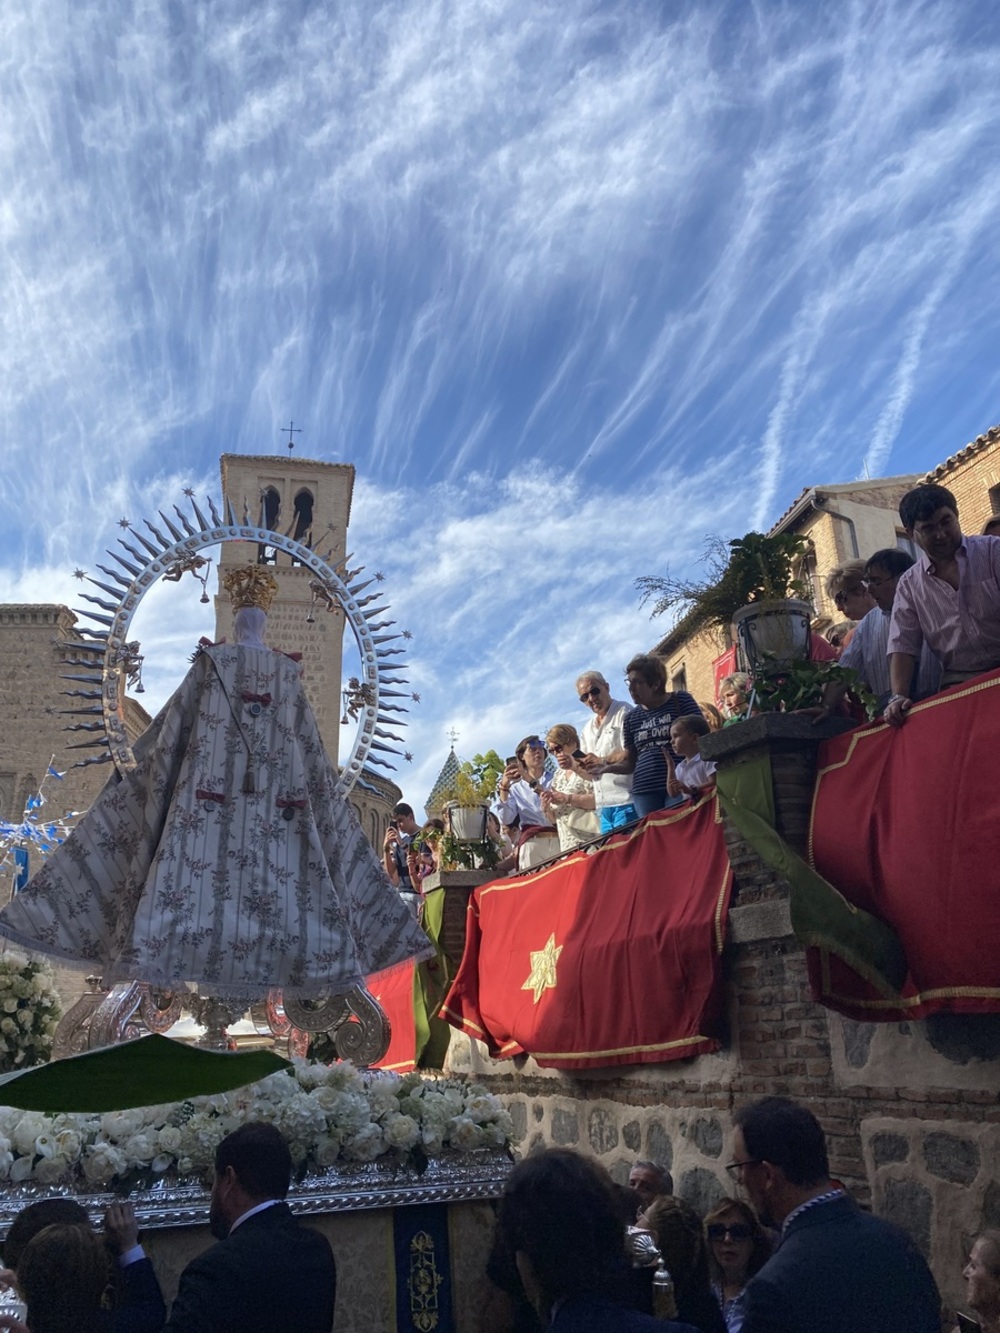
[215, 453, 355, 765]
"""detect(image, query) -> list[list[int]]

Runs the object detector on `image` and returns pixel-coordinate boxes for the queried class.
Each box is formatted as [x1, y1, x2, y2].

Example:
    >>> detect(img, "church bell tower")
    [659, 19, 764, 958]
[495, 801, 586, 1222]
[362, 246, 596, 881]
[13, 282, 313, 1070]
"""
[215, 453, 355, 765]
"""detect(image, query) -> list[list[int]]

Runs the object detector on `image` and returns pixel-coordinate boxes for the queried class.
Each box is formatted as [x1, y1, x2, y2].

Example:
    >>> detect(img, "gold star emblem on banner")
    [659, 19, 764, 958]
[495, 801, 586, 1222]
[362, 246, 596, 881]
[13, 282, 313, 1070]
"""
[522, 933, 563, 1004]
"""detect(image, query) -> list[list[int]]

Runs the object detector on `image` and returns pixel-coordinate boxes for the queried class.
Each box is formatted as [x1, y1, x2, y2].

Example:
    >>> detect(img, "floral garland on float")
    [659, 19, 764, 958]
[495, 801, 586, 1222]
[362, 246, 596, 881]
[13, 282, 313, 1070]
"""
[0, 953, 61, 1075]
[0, 1061, 514, 1192]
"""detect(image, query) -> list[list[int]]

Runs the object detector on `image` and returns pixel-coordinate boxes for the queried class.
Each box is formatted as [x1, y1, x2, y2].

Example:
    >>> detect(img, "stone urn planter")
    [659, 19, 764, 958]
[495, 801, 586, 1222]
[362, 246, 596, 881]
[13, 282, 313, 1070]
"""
[732, 598, 812, 675]
[447, 802, 490, 842]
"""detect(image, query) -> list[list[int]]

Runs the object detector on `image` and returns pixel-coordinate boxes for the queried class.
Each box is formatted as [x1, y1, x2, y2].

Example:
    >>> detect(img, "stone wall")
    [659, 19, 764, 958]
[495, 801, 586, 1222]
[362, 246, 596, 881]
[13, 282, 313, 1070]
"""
[444, 717, 1000, 1318]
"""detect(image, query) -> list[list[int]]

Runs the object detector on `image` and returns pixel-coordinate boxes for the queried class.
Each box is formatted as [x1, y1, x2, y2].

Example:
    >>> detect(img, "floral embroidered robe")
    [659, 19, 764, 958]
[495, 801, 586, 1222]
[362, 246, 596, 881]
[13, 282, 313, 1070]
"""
[0, 645, 429, 998]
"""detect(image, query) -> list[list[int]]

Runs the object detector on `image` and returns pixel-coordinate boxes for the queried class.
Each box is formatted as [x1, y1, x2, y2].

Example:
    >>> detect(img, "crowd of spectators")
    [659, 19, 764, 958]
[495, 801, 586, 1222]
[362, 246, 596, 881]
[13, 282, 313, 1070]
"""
[486, 1096, 945, 1333]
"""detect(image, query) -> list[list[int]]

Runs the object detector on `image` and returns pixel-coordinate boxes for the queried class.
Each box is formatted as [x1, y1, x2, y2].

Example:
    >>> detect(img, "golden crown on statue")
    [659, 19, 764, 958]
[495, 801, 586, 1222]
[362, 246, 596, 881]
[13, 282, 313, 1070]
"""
[222, 564, 279, 612]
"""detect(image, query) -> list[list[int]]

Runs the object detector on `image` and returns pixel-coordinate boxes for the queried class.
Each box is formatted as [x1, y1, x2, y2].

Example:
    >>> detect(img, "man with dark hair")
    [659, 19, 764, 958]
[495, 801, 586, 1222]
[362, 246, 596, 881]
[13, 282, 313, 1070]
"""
[494, 1148, 696, 1331]
[886, 482, 1000, 725]
[628, 1161, 674, 1214]
[1, 1199, 164, 1333]
[165, 1123, 336, 1333]
[588, 654, 702, 818]
[805, 547, 941, 721]
[729, 1097, 940, 1332]
[382, 800, 421, 906]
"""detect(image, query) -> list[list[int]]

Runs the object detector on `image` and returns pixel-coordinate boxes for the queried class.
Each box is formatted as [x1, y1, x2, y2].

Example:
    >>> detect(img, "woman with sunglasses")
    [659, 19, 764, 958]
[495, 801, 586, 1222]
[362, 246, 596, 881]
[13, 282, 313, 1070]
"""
[703, 1199, 772, 1333]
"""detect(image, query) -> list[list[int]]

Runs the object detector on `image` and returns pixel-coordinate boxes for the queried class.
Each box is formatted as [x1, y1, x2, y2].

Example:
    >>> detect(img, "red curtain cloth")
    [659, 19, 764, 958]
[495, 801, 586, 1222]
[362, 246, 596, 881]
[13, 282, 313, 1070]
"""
[370, 959, 417, 1072]
[809, 669, 1000, 1020]
[441, 799, 732, 1070]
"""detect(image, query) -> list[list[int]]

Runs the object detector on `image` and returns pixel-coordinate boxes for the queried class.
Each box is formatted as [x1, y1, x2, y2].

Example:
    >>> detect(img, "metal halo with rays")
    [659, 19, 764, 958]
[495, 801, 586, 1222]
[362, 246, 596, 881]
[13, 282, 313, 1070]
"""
[60, 492, 411, 792]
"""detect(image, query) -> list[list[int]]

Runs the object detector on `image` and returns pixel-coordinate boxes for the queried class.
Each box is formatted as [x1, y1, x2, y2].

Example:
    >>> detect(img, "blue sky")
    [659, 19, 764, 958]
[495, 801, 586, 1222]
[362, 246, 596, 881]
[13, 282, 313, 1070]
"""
[2, 0, 999, 812]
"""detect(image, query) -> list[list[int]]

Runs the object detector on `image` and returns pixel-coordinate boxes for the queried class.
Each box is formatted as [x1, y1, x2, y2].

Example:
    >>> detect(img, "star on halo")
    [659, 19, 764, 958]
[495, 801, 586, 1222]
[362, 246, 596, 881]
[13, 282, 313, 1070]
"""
[402, 629, 413, 640]
[521, 933, 563, 1004]
[183, 487, 195, 497]
[411, 692, 421, 703]
[73, 568, 86, 580]
[404, 752, 413, 762]
[375, 571, 385, 581]
[118, 517, 130, 529]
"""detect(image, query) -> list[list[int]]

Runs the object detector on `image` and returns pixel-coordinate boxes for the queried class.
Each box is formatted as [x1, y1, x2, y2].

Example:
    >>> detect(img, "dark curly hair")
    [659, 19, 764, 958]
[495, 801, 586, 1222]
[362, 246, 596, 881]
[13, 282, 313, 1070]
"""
[641, 1194, 709, 1297]
[18, 1223, 111, 1333]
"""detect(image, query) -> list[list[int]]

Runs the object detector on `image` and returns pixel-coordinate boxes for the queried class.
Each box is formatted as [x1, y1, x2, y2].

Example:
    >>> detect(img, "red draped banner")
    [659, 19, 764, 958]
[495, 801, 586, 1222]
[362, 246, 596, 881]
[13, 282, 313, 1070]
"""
[441, 798, 732, 1070]
[809, 669, 1000, 1020]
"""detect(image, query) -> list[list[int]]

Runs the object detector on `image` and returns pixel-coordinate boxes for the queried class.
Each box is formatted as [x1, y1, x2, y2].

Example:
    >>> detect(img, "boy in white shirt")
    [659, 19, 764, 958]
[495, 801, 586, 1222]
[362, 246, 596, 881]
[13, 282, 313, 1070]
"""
[668, 715, 716, 798]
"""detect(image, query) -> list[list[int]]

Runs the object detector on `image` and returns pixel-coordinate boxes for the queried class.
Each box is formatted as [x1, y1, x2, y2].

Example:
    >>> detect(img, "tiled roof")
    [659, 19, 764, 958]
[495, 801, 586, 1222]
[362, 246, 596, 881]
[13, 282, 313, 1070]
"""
[768, 475, 920, 536]
[924, 424, 1000, 481]
[425, 747, 462, 815]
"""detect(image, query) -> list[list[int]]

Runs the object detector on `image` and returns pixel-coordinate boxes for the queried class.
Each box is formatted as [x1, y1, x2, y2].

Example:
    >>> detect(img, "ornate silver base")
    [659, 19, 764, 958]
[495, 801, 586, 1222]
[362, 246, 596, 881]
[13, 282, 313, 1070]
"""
[53, 978, 392, 1066]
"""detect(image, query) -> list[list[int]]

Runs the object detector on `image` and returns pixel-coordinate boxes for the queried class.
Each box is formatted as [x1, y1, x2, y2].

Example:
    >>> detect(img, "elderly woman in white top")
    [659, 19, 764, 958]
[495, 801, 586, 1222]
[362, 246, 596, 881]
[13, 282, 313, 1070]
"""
[496, 735, 560, 871]
[540, 724, 600, 852]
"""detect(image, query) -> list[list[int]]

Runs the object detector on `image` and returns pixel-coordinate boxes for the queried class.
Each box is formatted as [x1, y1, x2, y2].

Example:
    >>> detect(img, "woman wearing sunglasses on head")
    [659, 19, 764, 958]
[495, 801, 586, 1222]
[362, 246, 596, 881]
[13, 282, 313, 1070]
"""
[703, 1199, 772, 1333]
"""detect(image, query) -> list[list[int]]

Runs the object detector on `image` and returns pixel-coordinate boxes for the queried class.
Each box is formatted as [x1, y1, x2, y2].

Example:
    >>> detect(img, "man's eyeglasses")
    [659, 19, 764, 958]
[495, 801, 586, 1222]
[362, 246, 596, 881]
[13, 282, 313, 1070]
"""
[579, 686, 603, 701]
[724, 1158, 761, 1180]
[707, 1223, 752, 1242]
[862, 574, 892, 590]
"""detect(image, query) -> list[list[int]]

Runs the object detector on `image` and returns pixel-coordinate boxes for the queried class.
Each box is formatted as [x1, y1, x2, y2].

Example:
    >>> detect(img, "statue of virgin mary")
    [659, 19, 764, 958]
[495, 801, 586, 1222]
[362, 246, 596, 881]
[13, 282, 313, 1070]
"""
[0, 566, 431, 1000]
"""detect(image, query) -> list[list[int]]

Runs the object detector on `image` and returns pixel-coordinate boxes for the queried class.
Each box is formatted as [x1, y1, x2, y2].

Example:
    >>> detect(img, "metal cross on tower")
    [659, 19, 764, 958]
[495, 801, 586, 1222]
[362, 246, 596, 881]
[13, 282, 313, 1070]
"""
[282, 421, 302, 453]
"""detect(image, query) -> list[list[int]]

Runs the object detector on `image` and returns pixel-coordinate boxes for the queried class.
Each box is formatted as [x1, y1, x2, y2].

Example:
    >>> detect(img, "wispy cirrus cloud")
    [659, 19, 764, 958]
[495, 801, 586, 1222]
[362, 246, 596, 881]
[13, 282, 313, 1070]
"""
[1, 0, 999, 793]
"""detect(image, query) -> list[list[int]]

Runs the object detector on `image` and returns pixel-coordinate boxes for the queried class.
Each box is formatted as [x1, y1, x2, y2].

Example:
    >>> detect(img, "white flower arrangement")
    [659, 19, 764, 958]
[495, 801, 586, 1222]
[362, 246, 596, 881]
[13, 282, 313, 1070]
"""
[0, 952, 61, 1075]
[0, 1062, 516, 1190]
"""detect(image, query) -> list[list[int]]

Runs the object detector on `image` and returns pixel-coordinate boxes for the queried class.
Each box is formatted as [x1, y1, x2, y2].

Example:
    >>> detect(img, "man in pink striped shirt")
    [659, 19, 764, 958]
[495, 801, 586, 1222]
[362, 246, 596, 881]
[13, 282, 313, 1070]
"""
[886, 483, 1000, 726]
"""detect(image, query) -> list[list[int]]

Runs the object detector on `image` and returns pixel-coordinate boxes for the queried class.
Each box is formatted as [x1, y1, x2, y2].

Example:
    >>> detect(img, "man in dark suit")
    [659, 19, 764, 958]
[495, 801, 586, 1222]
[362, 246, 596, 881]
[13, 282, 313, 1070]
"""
[730, 1097, 940, 1333]
[492, 1147, 698, 1332]
[164, 1122, 336, 1333]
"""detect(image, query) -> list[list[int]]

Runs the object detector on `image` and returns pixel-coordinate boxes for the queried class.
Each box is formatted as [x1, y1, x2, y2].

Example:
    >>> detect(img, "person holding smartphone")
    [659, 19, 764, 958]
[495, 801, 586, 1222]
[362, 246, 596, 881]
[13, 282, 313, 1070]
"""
[541, 724, 599, 852]
[496, 737, 559, 871]
[382, 801, 422, 911]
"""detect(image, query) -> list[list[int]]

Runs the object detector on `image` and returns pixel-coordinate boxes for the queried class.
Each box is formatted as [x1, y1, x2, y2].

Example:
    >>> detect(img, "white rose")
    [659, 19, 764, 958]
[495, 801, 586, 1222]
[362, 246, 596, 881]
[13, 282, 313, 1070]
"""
[465, 1095, 500, 1124]
[151, 1153, 173, 1173]
[314, 1136, 342, 1168]
[343, 1124, 385, 1163]
[9, 1156, 34, 1183]
[54, 1130, 82, 1162]
[3, 999, 17, 1014]
[385, 1115, 420, 1151]
[34, 1154, 70, 1184]
[0, 1150, 13, 1179]
[16, 1010, 32, 1029]
[157, 1125, 182, 1154]
[101, 1110, 144, 1142]
[11, 1113, 50, 1156]
[1, 1018, 16, 1036]
[82, 1142, 128, 1186]
[175, 1156, 195, 1176]
[121, 1133, 158, 1164]
[448, 1117, 484, 1152]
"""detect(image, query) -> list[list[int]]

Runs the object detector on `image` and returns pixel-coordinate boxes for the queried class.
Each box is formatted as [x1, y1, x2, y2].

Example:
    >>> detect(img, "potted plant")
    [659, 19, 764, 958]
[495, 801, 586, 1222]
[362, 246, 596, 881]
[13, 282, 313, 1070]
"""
[436, 751, 504, 869]
[637, 531, 813, 673]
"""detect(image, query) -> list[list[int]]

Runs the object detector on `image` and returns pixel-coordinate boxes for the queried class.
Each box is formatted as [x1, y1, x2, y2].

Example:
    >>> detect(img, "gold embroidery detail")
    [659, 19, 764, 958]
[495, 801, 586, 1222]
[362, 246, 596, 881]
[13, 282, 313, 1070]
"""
[522, 933, 563, 1003]
[408, 1228, 443, 1331]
